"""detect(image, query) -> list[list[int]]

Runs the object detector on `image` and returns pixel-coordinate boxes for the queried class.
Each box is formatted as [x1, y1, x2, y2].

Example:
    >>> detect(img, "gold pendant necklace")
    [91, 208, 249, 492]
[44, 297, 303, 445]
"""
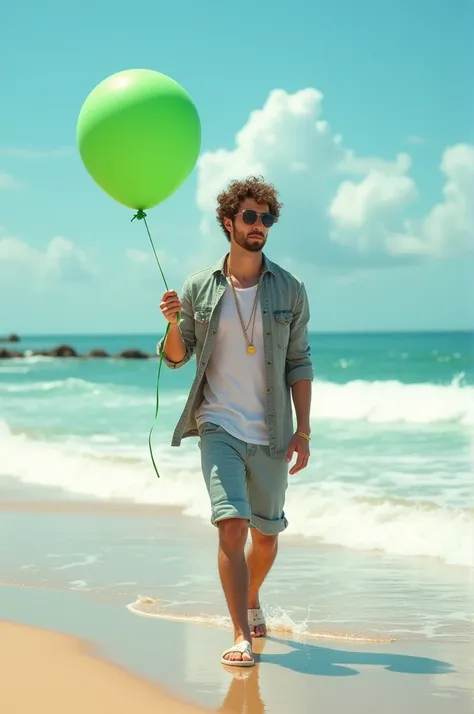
[227, 257, 262, 356]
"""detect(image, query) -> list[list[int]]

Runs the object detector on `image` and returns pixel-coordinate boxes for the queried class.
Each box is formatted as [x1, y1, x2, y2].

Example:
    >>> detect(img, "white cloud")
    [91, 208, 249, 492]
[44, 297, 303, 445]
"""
[195, 87, 473, 267]
[386, 144, 474, 257]
[328, 164, 419, 254]
[197, 88, 342, 216]
[0, 171, 23, 189]
[331, 143, 474, 257]
[0, 235, 93, 285]
[406, 135, 426, 145]
[126, 247, 177, 268]
[196, 88, 345, 267]
[125, 247, 178, 289]
[126, 248, 149, 265]
[330, 172, 417, 233]
[337, 151, 412, 177]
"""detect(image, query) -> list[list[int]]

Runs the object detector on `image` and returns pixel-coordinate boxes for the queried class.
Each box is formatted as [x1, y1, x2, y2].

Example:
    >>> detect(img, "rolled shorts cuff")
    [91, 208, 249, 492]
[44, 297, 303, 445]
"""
[211, 501, 251, 526]
[250, 512, 289, 536]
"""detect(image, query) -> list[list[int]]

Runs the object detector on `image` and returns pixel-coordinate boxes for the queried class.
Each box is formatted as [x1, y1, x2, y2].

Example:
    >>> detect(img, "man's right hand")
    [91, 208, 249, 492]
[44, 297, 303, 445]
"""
[159, 290, 182, 325]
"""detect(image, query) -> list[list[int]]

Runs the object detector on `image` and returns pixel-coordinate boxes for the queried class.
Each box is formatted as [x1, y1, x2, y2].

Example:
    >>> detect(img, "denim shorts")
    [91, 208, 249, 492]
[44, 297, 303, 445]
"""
[198, 421, 289, 536]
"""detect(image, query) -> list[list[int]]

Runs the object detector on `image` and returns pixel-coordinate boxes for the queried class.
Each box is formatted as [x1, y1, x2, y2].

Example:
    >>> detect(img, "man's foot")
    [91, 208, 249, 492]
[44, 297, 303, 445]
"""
[220, 637, 254, 667]
[248, 605, 267, 638]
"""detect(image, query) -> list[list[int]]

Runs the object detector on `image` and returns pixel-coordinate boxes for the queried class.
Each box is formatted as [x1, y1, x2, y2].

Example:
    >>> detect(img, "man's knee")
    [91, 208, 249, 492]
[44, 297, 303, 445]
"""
[251, 530, 278, 556]
[218, 518, 249, 552]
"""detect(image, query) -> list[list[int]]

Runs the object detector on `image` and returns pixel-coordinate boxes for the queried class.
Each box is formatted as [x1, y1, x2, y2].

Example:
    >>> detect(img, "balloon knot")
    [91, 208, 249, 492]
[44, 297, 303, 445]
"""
[131, 209, 147, 222]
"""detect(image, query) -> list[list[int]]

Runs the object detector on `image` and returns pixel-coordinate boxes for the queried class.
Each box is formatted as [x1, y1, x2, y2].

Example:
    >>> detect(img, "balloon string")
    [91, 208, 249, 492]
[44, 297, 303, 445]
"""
[131, 208, 178, 480]
[132, 209, 169, 290]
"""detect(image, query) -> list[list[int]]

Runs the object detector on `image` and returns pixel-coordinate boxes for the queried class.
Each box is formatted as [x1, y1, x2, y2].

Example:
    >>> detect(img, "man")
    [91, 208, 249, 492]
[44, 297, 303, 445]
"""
[157, 175, 313, 667]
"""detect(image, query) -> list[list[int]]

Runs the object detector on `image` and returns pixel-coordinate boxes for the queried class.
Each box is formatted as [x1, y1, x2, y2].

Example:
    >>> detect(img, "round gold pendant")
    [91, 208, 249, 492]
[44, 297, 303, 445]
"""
[247, 344, 256, 355]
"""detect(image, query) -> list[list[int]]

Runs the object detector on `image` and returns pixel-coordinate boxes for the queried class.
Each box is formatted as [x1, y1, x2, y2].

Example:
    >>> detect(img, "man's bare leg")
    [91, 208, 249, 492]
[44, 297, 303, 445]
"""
[218, 518, 253, 663]
[246, 530, 278, 637]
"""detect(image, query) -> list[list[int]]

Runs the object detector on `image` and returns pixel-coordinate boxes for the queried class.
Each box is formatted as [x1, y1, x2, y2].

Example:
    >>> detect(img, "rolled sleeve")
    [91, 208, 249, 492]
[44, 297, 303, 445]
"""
[156, 278, 195, 369]
[286, 282, 314, 386]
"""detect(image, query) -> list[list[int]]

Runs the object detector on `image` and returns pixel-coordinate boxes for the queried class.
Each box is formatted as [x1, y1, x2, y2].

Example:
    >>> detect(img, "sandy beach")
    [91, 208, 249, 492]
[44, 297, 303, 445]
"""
[1, 621, 207, 714]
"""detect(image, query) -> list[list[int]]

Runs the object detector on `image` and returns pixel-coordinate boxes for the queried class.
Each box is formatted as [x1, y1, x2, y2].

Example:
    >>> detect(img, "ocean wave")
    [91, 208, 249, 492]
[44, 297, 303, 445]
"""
[1, 373, 472, 425]
[284, 486, 473, 567]
[0, 377, 187, 410]
[1, 420, 472, 567]
[11, 354, 55, 363]
[126, 597, 394, 643]
[0, 377, 102, 394]
[311, 375, 473, 425]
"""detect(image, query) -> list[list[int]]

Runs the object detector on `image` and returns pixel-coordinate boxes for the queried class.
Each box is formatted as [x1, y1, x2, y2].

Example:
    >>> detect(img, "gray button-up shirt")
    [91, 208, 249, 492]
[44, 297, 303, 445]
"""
[157, 253, 314, 457]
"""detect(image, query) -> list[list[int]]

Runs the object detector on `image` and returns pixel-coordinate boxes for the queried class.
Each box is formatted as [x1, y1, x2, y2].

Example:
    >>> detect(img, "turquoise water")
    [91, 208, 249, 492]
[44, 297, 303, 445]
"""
[1, 331, 473, 568]
[1, 330, 473, 643]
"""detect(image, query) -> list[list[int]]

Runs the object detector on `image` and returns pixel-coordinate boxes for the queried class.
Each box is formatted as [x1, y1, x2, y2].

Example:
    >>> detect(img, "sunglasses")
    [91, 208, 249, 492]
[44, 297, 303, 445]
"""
[235, 210, 276, 228]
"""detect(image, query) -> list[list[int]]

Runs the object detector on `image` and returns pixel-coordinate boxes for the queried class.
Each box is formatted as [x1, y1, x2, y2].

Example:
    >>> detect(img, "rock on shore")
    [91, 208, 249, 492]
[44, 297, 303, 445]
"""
[0, 343, 156, 359]
[0, 348, 23, 359]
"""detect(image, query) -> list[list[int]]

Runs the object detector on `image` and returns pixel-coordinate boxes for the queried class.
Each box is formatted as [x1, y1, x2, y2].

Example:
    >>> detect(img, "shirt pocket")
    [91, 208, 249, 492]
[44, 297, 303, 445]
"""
[273, 309, 293, 349]
[194, 305, 213, 342]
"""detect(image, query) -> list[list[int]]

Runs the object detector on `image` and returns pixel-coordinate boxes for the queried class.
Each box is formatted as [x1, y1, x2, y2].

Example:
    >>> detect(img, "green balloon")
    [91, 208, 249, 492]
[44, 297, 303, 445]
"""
[77, 69, 201, 210]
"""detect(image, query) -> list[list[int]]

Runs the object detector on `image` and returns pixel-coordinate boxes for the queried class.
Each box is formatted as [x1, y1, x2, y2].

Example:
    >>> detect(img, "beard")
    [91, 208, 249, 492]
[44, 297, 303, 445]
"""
[232, 226, 267, 252]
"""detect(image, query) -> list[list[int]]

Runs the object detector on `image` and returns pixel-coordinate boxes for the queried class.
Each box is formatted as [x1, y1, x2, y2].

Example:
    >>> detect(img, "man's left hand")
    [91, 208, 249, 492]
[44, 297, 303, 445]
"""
[285, 432, 310, 475]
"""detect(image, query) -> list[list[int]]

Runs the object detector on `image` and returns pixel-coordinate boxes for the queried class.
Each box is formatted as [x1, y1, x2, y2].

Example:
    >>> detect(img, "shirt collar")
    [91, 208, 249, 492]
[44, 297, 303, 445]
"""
[212, 252, 276, 276]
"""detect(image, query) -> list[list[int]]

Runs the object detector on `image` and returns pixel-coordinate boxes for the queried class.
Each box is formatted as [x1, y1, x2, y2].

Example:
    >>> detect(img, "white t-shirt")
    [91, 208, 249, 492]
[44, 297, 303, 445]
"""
[195, 280, 268, 444]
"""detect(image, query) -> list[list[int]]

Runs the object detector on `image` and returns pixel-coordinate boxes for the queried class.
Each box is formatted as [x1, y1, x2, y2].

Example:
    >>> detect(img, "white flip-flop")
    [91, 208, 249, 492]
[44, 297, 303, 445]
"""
[248, 607, 266, 635]
[220, 640, 255, 667]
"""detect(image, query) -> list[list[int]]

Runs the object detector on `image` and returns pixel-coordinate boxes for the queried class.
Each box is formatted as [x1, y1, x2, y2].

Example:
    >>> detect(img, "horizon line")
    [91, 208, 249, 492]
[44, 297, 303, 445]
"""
[3, 328, 473, 338]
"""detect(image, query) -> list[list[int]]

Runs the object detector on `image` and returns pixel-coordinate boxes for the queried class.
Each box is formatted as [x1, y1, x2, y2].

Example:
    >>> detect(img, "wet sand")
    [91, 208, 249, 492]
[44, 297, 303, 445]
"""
[1, 582, 472, 714]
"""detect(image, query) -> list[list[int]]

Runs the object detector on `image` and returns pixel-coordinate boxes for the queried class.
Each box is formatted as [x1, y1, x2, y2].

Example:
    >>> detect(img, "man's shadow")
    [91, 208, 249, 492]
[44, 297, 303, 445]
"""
[216, 636, 454, 713]
[260, 635, 454, 678]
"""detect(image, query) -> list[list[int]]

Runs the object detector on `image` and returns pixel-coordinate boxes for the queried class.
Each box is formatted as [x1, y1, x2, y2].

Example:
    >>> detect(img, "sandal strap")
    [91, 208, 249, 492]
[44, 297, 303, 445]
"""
[248, 608, 266, 626]
[222, 640, 252, 657]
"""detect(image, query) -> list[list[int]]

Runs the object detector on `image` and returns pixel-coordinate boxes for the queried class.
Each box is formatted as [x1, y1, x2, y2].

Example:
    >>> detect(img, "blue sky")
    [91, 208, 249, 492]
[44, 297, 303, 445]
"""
[1, 0, 472, 334]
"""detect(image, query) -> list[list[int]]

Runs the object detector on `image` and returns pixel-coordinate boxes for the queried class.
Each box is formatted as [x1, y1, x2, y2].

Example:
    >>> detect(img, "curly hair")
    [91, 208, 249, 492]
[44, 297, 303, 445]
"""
[216, 175, 283, 240]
